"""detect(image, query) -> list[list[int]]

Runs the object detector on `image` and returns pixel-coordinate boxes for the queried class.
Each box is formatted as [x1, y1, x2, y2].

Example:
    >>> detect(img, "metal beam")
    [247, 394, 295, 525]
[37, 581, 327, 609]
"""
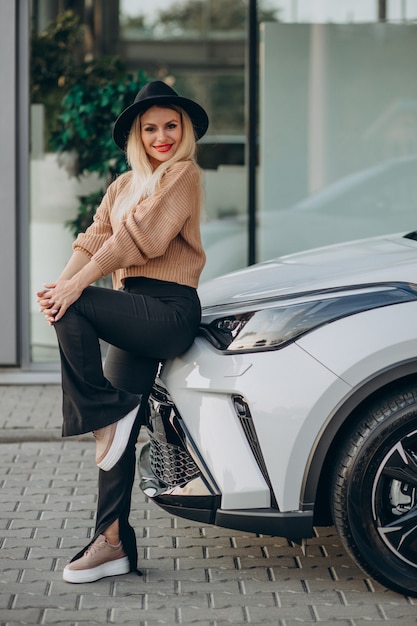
[119, 39, 245, 73]
[17, 0, 31, 367]
[246, 0, 257, 266]
[378, 0, 387, 21]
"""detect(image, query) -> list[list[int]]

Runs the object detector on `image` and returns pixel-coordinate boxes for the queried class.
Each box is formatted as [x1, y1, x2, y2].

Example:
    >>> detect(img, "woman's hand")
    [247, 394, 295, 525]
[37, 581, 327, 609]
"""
[37, 279, 83, 325]
[37, 259, 103, 325]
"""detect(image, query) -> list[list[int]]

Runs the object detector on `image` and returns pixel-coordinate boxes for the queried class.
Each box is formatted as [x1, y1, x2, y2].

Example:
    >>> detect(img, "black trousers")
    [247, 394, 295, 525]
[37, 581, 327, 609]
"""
[54, 277, 201, 571]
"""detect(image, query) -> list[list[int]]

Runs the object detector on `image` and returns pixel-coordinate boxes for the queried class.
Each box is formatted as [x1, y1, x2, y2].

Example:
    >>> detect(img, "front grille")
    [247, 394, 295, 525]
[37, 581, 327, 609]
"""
[148, 430, 200, 488]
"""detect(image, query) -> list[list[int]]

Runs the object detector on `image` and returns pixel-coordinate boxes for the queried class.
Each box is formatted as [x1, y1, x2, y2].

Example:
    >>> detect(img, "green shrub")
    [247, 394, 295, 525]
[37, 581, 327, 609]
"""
[32, 10, 149, 236]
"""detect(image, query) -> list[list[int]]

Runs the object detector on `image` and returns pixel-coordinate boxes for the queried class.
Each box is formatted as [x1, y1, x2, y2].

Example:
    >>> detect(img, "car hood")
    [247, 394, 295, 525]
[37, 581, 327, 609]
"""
[198, 232, 417, 308]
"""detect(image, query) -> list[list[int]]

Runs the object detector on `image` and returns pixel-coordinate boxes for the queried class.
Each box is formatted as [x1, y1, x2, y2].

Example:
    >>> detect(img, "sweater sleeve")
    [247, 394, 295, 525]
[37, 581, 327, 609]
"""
[91, 161, 200, 277]
[72, 184, 115, 258]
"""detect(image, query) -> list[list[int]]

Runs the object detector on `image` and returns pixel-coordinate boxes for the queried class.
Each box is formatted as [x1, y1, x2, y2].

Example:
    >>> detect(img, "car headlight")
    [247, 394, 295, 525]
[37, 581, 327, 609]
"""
[200, 283, 417, 354]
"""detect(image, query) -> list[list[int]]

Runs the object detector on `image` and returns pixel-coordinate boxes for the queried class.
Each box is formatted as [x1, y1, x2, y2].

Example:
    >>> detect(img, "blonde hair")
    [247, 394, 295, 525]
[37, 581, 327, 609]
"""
[114, 105, 199, 221]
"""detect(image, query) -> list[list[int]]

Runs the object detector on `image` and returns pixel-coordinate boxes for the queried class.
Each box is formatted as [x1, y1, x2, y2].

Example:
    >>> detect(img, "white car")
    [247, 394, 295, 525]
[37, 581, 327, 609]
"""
[139, 230, 417, 596]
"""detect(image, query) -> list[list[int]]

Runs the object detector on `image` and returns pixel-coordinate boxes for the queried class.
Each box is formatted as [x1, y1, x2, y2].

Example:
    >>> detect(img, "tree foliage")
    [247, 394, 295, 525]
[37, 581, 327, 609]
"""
[30, 11, 84, 138]
[51, 64, 148, 236]
[51, 60, 147, 179]
[30, 10, 83, 102]
[31, 10, 149, 236]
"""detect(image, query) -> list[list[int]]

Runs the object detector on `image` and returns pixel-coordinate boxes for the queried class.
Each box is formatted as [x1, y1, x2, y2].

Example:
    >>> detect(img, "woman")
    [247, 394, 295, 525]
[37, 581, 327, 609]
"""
[37, 80, 209, 583]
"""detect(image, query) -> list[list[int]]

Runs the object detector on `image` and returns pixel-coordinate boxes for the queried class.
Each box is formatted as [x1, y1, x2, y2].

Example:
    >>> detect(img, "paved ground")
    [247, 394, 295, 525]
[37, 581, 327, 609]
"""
[1, 384, 417, 625]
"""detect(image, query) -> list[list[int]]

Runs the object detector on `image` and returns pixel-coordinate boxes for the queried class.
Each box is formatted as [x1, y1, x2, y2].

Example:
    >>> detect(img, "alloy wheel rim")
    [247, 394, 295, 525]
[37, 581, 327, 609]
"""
[371, 428, 417, 568]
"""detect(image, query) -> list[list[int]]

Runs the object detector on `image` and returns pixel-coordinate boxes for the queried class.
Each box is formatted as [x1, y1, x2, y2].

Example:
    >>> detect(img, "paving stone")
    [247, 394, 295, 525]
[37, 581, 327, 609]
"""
[354, 621, 417, 626]
[1, 389, 417, 625]
[0, 608, 43, 625]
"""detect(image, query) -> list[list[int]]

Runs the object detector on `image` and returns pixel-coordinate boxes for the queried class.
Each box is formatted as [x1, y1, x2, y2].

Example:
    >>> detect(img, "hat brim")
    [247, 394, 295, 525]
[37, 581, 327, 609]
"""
[112, 95, 209, 150]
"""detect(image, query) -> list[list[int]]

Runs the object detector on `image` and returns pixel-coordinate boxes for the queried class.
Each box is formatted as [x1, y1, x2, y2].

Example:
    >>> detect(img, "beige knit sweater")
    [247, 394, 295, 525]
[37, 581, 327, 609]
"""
[73, 160, 206, 289]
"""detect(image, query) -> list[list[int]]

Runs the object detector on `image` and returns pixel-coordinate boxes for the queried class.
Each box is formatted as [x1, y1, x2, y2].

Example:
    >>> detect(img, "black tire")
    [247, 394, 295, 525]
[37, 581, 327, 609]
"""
[331, 384, 417, 596]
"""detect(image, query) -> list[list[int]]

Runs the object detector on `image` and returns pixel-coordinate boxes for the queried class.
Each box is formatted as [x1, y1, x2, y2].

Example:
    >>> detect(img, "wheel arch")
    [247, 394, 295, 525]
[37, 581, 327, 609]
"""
[301, 358, 417, 525]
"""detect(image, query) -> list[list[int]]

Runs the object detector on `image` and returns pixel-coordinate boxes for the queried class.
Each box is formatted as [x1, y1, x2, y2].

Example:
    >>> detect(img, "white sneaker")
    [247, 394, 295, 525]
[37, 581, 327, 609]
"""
[94, 404, 139, 471]
[63, 535, 130, 583]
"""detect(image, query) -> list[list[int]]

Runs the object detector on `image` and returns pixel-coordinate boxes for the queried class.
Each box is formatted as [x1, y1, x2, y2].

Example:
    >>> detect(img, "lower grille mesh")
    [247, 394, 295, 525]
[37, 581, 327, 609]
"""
[149, 432, 200, 488]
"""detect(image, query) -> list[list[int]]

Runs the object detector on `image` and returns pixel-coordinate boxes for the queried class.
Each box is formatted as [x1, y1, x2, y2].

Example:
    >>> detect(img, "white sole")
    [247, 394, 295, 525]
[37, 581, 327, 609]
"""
[63, 556, 130, 583]
[97, 404, 139, 471]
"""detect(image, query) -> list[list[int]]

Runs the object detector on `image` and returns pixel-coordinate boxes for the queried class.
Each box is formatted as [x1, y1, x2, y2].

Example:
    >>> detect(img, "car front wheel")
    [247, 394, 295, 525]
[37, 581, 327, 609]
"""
[331, 385, 417, 596]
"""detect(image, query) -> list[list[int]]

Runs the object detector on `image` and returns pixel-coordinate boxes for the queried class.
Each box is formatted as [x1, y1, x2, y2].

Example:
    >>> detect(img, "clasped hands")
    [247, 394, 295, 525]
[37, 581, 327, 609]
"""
[37, 279, 82, 326]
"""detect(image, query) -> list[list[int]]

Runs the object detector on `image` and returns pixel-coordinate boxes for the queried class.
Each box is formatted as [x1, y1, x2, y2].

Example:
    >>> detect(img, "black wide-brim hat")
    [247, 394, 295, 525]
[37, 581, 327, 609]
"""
[113, 80, 209, 150]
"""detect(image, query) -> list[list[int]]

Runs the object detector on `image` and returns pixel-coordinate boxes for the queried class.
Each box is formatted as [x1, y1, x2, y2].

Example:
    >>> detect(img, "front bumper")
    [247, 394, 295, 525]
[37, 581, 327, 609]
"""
[139, 381, 221, 524]
[138, 381, 314, 540]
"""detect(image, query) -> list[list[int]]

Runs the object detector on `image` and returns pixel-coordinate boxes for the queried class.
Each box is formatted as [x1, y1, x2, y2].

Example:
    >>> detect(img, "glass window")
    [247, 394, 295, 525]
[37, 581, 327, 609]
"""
[120, 0, 252, 40]
[267, 0, 378, 23]
[257, 18, 417, 264]
[387, 0, 417, 21]
[30, 7, 90, 362]
[201, 1, 417, 278]
[117, 0, 276, 282]
[167, 71, 247, 280]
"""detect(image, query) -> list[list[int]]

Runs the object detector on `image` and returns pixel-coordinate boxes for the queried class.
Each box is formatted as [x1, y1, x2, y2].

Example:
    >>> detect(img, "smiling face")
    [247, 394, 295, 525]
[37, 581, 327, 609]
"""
[140, 106, 183, 168]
